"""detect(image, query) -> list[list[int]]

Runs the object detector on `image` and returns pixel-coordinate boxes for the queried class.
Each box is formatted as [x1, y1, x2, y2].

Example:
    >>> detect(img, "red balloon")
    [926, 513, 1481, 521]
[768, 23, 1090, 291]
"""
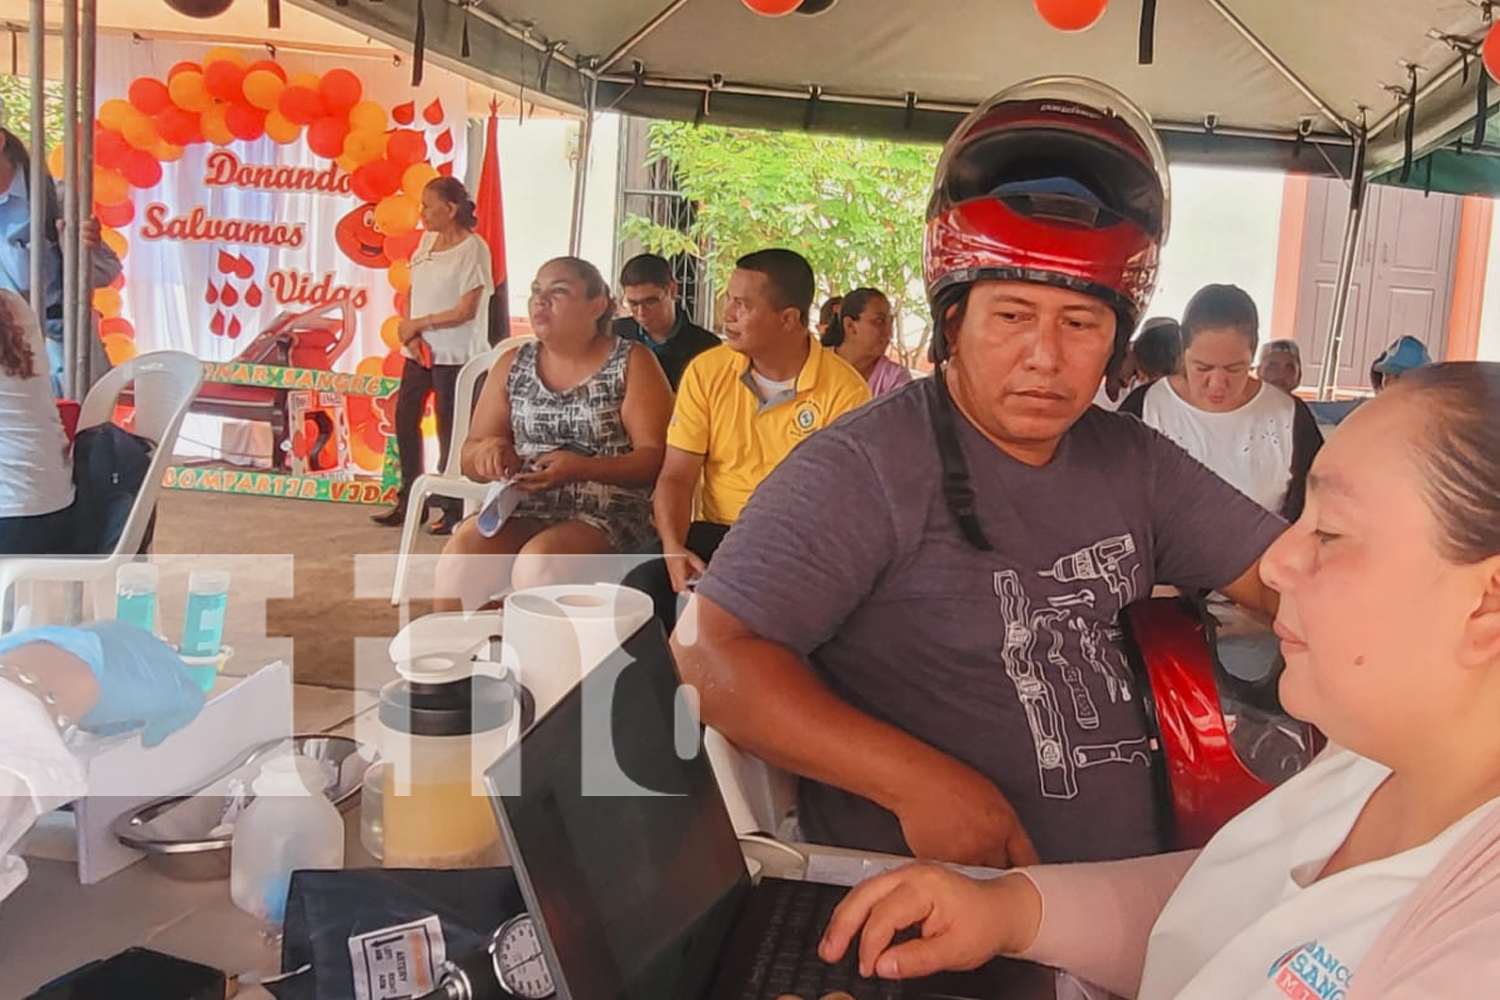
[167, 61, 201, 80]
[94, 128, 132, 170]
[226, 104, 267, 142]
[350, 164, 384, 204]
[120, 148, 163, 189]
[385, 129, 427, 167]
[381, 350, 405, 378]
[1033, 0, 1109, 31]
[96, 199, 135, 229]
[156, 106, 200, 147]
[739, 0, 801, 14]
[307, 115, 350, 159]
[128, 78, 172, 116]
[278, 86, 325, 126]
[244, 59, 287, 82]
[318, 69, 362, 115]
[1486, 23, 1500, 83]
[204, 61, 246, 104]
[362, 159, 404, 200]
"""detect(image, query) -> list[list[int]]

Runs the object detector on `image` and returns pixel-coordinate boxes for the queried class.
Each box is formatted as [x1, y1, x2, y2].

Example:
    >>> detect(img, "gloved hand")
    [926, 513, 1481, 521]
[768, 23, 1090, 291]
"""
[0, 621, 205, 746]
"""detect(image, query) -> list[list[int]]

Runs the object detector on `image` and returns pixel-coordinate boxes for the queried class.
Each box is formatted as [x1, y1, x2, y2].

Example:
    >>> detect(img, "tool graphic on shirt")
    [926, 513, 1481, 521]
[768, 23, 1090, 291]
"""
[996, 570, 1077, 799]
[1072, 736, 1151, 769]
[1071, 616, 1132, 704]
[1041, 534, 1139, 608]
[1035, 609, 1101, 731]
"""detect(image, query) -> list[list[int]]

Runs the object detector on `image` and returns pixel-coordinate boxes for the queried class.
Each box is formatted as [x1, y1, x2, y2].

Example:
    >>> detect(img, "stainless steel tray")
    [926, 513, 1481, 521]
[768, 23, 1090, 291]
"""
[113, 734, 371, 881]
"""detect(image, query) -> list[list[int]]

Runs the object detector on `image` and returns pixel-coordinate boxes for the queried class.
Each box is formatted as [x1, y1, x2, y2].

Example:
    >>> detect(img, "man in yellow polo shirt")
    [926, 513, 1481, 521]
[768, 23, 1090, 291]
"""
[626, 248, 870, 628]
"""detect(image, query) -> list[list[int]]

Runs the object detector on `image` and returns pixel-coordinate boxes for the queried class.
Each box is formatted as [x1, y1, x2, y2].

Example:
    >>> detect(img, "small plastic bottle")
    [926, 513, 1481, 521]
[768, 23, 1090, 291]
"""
[230, 756, 344, 926]
[181, 569, 230, 657]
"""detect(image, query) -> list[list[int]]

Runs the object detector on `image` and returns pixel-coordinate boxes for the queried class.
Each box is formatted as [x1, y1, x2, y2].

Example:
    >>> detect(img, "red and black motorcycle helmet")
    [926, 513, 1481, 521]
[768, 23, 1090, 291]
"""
[1122, 597, 1325, 850]
[924, 76, 1170, 365]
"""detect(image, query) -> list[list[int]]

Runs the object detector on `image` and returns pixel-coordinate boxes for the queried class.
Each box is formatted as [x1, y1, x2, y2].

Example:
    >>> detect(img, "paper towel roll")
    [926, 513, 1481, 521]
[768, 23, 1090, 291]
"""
[501, 583, 655, 716]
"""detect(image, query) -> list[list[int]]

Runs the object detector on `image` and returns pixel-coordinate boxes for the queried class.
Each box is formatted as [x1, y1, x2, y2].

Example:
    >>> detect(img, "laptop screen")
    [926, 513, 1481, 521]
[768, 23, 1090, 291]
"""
[486, 620, 751, 1000]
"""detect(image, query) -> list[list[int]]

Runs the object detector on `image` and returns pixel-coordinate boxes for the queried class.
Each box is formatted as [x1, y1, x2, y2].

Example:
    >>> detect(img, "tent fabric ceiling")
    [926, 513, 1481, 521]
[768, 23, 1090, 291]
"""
[291, 0, 1495, 178]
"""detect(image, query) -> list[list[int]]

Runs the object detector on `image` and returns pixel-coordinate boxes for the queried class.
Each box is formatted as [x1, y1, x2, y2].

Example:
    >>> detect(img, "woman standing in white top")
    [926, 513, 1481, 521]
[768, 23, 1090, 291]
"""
[372, 177, 492, 535]
[1120, 285, 1321, 521]
[0, 289, 73, 554]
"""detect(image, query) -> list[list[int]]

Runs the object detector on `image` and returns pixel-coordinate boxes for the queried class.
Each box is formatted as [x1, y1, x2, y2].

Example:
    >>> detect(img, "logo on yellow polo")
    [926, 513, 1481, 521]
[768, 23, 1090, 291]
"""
[792, 402, 821, 436]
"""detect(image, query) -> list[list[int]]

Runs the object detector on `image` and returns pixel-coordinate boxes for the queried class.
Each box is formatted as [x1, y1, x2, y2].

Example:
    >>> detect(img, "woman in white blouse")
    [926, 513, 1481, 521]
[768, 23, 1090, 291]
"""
[1120, 285, 1321, 522]
[371, 177, 492, 535]
[0, 289, 73, 554]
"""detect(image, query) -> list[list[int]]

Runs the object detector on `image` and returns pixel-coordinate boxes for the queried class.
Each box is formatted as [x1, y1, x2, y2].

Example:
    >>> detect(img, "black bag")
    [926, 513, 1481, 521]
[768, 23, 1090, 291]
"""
[68, 422, 156, 555]
[271, 867, 526, 1000]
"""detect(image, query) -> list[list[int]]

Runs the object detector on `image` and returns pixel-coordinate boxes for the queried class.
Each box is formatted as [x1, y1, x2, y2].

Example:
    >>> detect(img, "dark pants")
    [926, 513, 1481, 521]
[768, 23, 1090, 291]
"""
[0, 505, 74, 555]
[623, 521, 731, 633]
[394, 358, 463, 519]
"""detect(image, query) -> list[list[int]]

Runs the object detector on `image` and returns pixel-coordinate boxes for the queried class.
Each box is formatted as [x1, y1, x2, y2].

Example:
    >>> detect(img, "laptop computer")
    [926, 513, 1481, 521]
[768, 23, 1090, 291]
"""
[484, 620, 1056, 1000]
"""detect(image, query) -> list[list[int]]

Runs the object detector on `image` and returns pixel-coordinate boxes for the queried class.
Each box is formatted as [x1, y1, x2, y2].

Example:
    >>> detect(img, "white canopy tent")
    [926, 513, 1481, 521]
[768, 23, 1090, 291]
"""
[36, 0, 1498, 394]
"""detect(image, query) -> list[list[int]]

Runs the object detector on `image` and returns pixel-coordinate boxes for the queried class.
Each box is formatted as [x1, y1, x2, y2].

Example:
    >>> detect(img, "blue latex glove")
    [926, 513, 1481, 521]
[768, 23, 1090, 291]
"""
[0, 621, 205, 746]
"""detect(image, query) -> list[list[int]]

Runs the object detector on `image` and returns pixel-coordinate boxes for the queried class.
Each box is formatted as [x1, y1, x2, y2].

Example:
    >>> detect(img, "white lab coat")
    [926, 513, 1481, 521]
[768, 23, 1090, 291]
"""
[0, 676, 86, 903]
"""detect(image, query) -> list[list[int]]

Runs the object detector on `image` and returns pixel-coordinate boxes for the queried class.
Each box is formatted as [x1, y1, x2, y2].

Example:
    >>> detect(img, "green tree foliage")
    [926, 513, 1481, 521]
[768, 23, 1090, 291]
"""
[0, 76, 64, 151]
[622, 120, 939, 367]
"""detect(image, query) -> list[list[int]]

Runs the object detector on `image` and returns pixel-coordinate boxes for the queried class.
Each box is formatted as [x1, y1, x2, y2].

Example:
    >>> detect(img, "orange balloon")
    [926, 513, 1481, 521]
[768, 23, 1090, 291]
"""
[121, 112, 160, 152]
[287, 71, 321, 90]
[336, 153, 361, 175]
[342, 128, 385, 167]
[355, 355, 386, 380]
[387, 258, 411, 293]
[1032, 0, 1109, 31]
[100, 227, 128, 261]
[379, 315, 402, 351]
[93, 168, 130, 207]
[98, 98, 136, 131]
[348, 100, 387, 134]
[202, 46, 246, 68]
[264, 109, 300, 144]
[101, 333, 137, 365]
[168, 71, 214, 114]
[201, 104, 235, 146]
[99, 316, 135, 339]
[156, 141, 185, 162]
[242, 69, 285, 111]
[373, 193, 421, 237]
[47, 144, 64, 180]
[93, 287, 122, 318]
[401, 161, 439, 197]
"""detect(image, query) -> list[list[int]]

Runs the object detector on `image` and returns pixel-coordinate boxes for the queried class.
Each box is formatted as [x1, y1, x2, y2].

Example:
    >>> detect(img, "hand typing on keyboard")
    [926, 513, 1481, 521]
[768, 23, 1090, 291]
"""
[818, 863, 1044, 981]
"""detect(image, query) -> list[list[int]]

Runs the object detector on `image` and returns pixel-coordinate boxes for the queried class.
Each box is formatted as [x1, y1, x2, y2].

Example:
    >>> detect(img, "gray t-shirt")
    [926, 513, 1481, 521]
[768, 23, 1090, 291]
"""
[696, 380, 1286, 863]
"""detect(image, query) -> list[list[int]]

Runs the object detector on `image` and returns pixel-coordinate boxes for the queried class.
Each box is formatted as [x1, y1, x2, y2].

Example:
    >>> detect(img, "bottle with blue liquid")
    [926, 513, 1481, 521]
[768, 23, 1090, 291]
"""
[181, 569, 230, 658]
[115, 562, 158, 634]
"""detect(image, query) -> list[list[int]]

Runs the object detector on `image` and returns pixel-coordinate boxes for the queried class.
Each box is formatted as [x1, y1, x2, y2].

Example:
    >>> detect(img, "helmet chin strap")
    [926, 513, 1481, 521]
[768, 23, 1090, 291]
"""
[928, 301, 994, 553]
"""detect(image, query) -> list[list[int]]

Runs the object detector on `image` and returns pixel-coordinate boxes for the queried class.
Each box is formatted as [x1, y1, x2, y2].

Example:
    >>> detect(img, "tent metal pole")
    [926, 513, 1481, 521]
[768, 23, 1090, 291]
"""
[1316, 124, 1369, 401]
[61, 0, 80, 400]
[598, 0, 694, 74]
[592, 69, 1356, 148]
[1198, 0, 1353, 136]
[27, 0, 45, 337]
[75, 0, 95, 392]
[568, 76, 598, 256]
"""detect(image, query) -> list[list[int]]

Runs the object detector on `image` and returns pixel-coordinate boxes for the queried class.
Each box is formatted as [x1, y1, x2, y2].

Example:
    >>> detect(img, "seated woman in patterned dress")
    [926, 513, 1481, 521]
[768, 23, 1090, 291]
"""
[433, 257, 673, 609]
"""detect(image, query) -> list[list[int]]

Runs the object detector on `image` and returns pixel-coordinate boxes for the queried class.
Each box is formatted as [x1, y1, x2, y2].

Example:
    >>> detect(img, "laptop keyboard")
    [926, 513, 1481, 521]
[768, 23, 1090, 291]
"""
[739, 879, 903, 1000]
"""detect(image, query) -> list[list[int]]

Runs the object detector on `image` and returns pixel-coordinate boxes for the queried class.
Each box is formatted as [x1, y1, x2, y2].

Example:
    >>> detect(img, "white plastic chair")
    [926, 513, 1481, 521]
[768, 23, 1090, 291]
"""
[390, 336, 533, 605]
[704, 727, 800, 838]
[0, 351, 203, 627]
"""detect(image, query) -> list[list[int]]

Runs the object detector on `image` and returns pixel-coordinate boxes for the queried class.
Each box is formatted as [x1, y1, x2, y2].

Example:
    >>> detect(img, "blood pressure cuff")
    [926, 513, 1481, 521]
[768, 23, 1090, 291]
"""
[270, 867, 527, 1000]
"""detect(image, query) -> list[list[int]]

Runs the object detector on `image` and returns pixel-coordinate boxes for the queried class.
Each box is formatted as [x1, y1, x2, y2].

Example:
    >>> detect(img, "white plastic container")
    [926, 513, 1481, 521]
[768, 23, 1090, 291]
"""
[230, 756, 344, 925]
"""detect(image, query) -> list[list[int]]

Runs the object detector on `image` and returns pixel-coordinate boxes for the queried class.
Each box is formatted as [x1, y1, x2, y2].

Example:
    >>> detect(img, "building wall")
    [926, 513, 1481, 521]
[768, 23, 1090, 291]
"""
[1477, 207, 1500, 362]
